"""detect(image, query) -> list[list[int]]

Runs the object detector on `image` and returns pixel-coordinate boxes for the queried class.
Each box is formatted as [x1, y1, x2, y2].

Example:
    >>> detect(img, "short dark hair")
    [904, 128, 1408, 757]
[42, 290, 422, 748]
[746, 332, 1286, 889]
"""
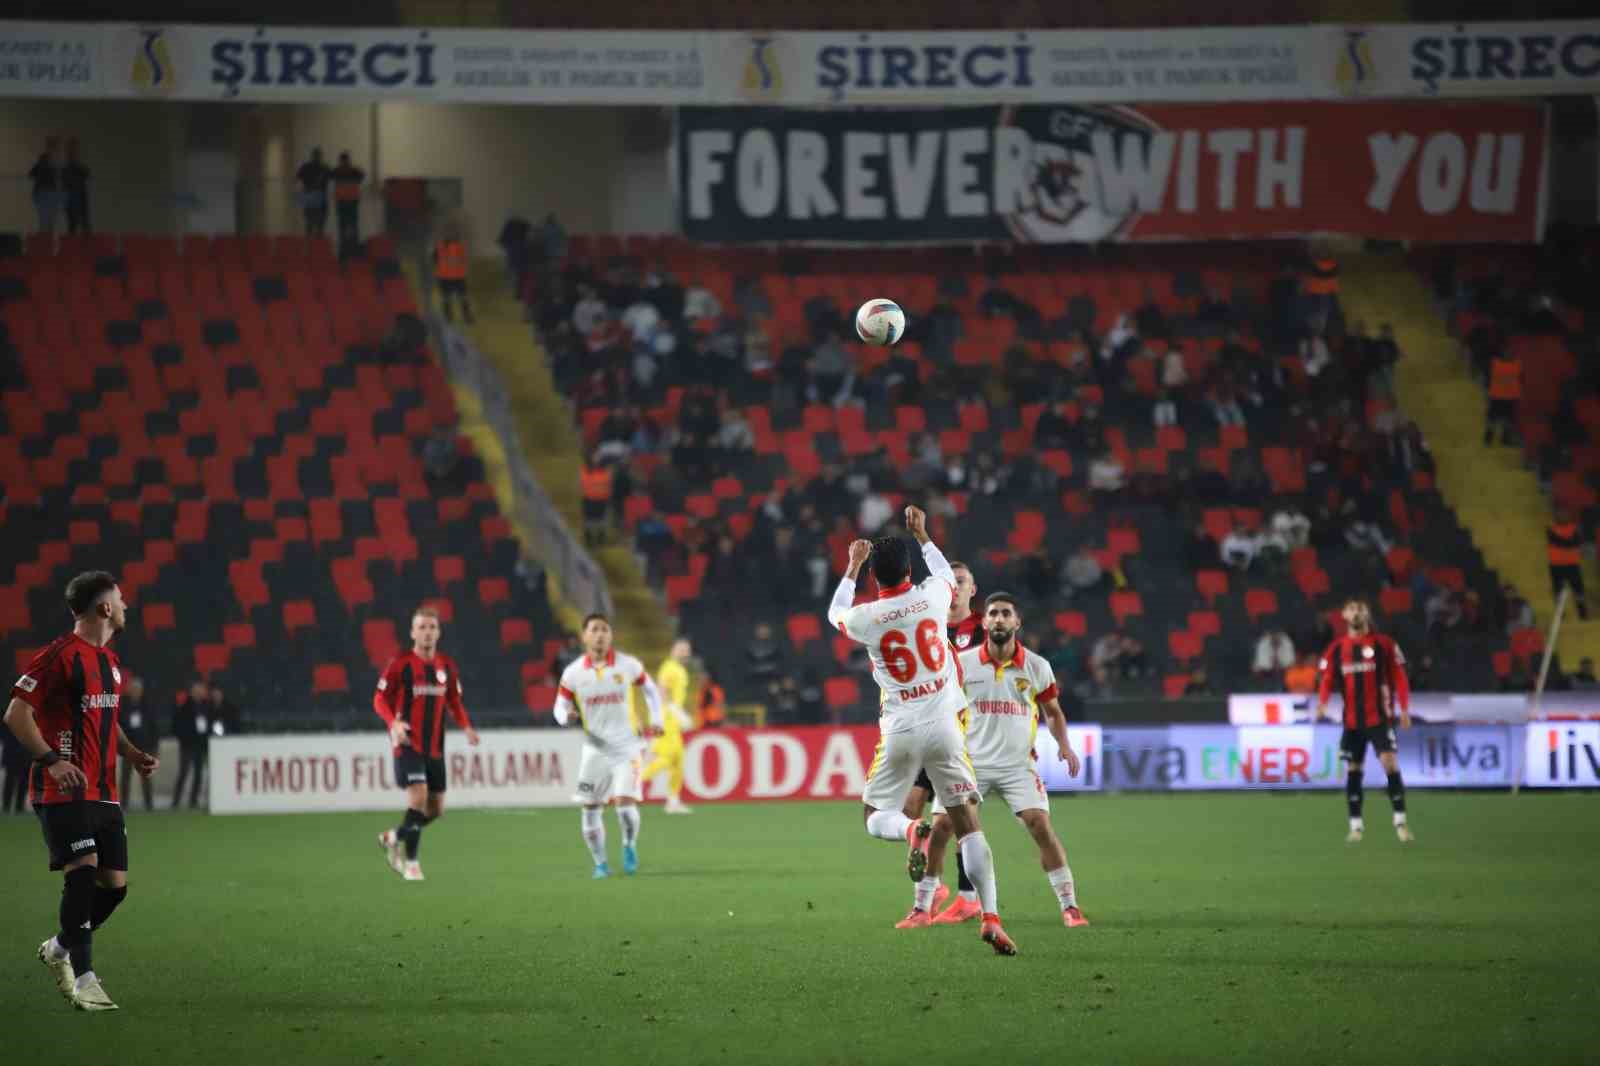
[871, 536, 914, 588]
[582, 612, 611, 630]
[65, 571, 117, 617]
[983, 590, 1020, 613]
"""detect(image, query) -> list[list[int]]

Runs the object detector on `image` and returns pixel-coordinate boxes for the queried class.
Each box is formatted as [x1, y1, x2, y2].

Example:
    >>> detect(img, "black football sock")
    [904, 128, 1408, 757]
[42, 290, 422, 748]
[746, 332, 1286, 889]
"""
[1386, 770, 1407, 815]
[90, 884, 128, 930]
[1346, 770, 1364, 821]
[956, 850, 974, 895]
[399, 807, 428, 860]
[59, 867, 97, 975]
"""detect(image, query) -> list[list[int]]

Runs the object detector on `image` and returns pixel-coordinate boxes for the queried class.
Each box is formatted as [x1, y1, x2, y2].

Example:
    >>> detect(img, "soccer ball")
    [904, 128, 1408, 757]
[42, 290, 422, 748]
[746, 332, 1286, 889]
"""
[854, 299, 906, 347]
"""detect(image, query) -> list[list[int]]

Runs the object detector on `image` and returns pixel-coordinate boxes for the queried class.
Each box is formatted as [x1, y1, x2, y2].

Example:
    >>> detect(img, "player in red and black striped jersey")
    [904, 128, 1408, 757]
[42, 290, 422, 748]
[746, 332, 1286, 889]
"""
[895, 560, 981, 921]
[373, 604, 479, 881]
[1316, 600, 1414, 845]
[4, 571, 159, 1012]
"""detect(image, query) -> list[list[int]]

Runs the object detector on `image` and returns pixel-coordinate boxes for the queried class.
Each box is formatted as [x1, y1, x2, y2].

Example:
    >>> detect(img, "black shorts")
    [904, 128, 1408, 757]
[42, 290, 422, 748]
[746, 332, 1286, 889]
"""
[1340, 724, 1397, 762]
[394, 750, 447, 793]
[913, 768, 934, 793]
[36, 801, 128, 872]
[438, 278, 466, 295]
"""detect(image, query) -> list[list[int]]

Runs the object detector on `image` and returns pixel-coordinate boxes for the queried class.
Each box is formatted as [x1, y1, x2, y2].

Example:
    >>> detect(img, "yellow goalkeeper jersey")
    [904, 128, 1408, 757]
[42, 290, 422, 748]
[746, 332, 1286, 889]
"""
[656, 657, 690, 742]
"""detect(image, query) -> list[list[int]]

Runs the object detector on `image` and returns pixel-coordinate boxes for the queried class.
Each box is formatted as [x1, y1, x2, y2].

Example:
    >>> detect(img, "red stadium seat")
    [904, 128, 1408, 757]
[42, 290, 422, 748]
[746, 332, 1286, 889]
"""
[1162, 675, 1191, 700]
[433, 555, 466, 588]
[194, 644, 230, 677]
[312, 663, 350, 694]
[282, 600, 316, 636]
[786, 613, 823, 648]
[1168, 630, 1203, 664]
[823, 675, 861, 711]
[1244, 588, 1279, 622]
[500, 618, 534, 649]
[1379, 585, 1413, 617]
[143, 602, 176, 637]
[1187, 610, 1221, 640]
[478, 577, 511, 607]
[1195, 570, 1229, 605]
[1054, 611, 1087, 638]
[1110, 590, 1143, 626]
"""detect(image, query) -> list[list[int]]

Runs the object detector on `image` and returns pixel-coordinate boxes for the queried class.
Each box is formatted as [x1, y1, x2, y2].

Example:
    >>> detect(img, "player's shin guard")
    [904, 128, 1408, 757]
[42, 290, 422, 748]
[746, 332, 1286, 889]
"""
[865, 809, 913, 842]
[398, 807, 428, 860]
[957, 832, 999, 918]
[1386, 770, 1407, 824]
[581, 807, 607, 865]
[1046, 865, 1077, 909]
[1345, 770, 1364, 822]
[58, 866, 96, 977]
[89, 884, 127, 931]
[616, 805, 640, 848]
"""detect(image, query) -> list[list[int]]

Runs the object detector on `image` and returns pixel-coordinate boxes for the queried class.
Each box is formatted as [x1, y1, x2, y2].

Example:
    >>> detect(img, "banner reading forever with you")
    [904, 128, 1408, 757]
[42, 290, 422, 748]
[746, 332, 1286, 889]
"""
[678, 100, 1546, 244]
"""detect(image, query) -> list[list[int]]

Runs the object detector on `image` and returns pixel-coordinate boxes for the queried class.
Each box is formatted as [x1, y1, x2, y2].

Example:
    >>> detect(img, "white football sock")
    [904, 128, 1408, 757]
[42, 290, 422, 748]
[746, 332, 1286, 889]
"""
[1047, 865, 1077, 909]
[959, 890, 979, 903]
[866, 809, 914, 842]
[75, 970, 97, 989]
[1350, 817, 1365, 832]
[913, 876, 939, 912]
[1393, 811, 1407, 826]
[581, 807, 607, 865]
[957, 831, 998, 916]
[616, 805, 641, 847]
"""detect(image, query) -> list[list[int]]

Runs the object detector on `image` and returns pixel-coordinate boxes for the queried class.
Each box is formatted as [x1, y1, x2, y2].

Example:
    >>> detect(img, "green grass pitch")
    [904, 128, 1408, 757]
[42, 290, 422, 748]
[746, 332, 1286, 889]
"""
[3, 793, 1598, 1065]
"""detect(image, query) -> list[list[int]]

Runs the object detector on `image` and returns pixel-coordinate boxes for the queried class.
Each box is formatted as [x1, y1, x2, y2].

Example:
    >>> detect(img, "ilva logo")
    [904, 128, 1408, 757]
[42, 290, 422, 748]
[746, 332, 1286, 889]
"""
[1334, 29, 1376, 96]
[1543, 726, 1600, 785]
[129, 27, 179, 95]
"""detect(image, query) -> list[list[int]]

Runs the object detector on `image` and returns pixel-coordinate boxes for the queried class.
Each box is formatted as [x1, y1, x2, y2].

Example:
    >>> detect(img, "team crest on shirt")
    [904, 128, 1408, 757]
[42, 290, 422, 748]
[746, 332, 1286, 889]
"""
[1362, 646, 1375, 659]
[112, 666, 122, 685]
[954, 632, 973, 648]
[436, 669, 448, 684]
[1014, 679, 1032, 697]
[613, 673, 623, 684]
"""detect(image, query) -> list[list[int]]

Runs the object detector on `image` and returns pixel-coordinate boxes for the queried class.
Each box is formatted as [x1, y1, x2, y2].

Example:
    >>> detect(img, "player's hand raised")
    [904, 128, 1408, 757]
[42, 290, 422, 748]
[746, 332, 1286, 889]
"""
[46, 759, 88, 789]
[1059, 744, 1081, 778]
[133, 750, 160, 778]
[904, 506, 928, 541]
[388, 720, 412, 747]
[847, 539, 872, 570]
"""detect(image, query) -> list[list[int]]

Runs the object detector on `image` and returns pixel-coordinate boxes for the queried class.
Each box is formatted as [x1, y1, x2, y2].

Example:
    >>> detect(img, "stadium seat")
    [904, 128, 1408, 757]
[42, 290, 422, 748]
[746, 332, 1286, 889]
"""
[786, 613, 823, 648]
[1195, 570, 1229, 605]
[1168, 630, 1203, 664]
[312, 663, 350, 694]
[1109, 590, 1143, 626]
[282, 600, 316, 636]
[478, 577, 511, 607]
[433, 555, 467, 588]
[143, 602, 177, 637]
[501, 618, 534, 649]
[1054, 611, 1087, 638]
[823, 675, 860, 711]
[1244, 588, 1279, 623]
[1187, 610, 1221, 640]
[1379, 585, 1413, 616]
[1162, 675, 1191, 700]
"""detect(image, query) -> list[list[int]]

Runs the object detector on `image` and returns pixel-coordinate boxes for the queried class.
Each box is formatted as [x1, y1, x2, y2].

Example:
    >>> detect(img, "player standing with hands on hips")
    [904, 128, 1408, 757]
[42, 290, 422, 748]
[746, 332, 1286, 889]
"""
[829, 506, 1018, 956]
[374, 604, 480, 881]
[1316, 599, 1414, 844]
[6, 571, 159, 1012]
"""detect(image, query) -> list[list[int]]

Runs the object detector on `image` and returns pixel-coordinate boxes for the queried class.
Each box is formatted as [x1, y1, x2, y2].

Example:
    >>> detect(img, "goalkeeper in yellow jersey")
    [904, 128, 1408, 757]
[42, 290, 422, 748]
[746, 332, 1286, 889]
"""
[643, 639, 694, 814]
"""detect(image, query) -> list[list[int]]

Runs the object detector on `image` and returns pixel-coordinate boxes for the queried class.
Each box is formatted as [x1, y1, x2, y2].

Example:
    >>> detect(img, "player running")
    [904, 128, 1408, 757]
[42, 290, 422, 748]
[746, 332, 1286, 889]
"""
[1315, 599, 1414, 844]
[897, 592, 1088, 929]
[892, 561, 982, 922]
[554, 613, 663, 877]
[6, 571, 159, 1012]
[642, 638, 694, 814]
[374, 604, 480, 881]
[829, 506, 1018, 956]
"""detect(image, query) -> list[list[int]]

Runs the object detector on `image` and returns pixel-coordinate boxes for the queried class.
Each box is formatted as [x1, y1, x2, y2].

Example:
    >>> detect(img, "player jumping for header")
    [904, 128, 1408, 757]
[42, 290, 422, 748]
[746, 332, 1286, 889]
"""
[829, 506, 1017, 956]
[898, 591, 1088, 929]
[1316, 599, 1414, 844]
[374, 604, 480, 881]
[554, 614, 663, 877]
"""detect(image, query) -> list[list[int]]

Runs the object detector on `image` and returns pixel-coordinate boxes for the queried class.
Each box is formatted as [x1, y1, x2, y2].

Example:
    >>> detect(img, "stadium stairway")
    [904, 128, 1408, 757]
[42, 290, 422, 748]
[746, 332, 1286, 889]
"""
[459, 258, 675, 669]
[1343, 251, 1600, 670]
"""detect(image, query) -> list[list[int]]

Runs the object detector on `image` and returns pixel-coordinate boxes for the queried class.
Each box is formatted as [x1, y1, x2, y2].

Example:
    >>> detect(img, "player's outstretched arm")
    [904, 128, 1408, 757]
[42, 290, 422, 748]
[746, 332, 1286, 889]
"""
[827, 539, 872, 635]
[905, 506, 956, 589]
[1041, 698, 1080, 778]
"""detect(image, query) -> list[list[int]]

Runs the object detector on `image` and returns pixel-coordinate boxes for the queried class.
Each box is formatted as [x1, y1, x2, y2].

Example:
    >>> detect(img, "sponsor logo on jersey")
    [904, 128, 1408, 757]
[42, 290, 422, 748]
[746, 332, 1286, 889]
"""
[974, 699, 1030, 717]
[111, 665, 122, 685]
[414, 684, 448, 697]
[586, 691, 627, 707]
[70, 837, 96, 852]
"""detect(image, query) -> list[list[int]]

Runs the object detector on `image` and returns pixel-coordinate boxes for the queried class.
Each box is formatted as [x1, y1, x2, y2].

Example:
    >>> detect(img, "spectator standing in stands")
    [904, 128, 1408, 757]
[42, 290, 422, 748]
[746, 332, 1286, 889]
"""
[62, 138, 90, 234]
[1061, 546, 1104, 600]
[580, 452, 614, 546]
[1485, 348, 1522, 446]
[117, 675, 154, 812]
[696, 668, 726, 727]
[29, 137, 62, 234]
[1, 712, 27, 813]
[1302, 246, 1341, 330]
[745, 622, 781, 687]
[810, 331, 853, 405]
[1270, 505, 1312, 550]
[433, 225, 473, 323]
[331, 151, 365, 258]
[1547, 509, 1589, 620]
[1252, 629, 1296, 680]
[170, 678, 210, 809]
[296, 147, 331, 235]
[208, 683, 241, 736]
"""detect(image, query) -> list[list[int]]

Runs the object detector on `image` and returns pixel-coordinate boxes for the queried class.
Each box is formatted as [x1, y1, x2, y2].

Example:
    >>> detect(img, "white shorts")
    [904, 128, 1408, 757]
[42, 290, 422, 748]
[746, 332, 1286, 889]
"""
[932, 762, 1049, 817]
[575, 744, 643, 806]
[862, 714, 978, 813]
